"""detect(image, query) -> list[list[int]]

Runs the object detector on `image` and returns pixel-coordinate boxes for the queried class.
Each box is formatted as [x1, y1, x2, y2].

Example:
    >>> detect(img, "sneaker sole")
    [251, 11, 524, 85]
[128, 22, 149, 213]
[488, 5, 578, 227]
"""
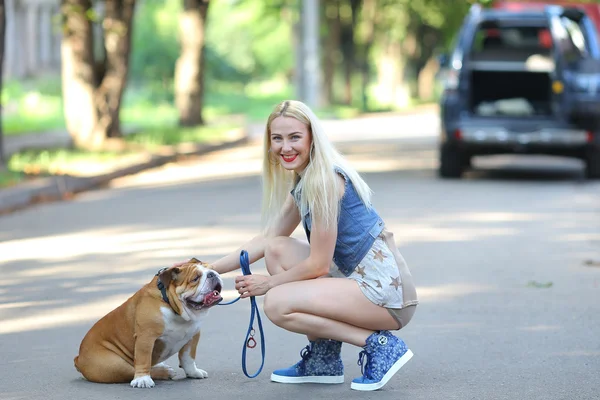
[350, 349, 413, 391]
[270, 374, 345, 384]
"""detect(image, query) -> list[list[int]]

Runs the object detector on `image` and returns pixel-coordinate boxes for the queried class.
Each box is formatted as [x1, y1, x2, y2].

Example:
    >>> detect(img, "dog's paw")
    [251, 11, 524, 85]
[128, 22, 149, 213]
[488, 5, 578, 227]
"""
[151, 363, 176, 380]
[185, 368, 208, 379]
[130, 375, 155, 388]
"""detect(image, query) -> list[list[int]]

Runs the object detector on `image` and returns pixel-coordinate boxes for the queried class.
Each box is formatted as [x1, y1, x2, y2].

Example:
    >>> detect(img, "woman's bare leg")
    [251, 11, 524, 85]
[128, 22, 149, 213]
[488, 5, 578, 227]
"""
[263, 236, 319, 340]
[264, 278, 399, 347]
[264, 236, 310, 276]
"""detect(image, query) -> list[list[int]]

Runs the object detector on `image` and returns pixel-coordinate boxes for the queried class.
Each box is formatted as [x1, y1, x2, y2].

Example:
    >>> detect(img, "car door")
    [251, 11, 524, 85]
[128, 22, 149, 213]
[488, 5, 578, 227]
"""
[545, 6, 600, 129]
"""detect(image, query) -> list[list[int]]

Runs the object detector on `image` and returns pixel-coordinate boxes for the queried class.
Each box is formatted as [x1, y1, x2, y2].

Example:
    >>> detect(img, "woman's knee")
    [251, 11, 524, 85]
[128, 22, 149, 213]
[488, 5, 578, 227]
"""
[264, 237, 290, 275]
[264, 287, 287, 326]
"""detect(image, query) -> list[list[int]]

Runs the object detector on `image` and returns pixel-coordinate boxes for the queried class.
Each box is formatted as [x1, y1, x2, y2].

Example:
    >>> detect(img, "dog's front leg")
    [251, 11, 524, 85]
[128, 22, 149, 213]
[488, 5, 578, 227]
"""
[179, 332, 208, 379]
[130, 332, 159, 388]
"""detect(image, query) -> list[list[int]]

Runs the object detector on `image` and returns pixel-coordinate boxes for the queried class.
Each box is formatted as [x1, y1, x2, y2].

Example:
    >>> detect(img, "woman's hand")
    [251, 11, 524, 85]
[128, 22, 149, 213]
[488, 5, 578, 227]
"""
[235, 274, 272, 298]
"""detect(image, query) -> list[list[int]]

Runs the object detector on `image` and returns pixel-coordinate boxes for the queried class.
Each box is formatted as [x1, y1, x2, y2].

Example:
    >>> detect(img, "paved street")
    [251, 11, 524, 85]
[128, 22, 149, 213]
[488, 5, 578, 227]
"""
[1, 113, 599, 400]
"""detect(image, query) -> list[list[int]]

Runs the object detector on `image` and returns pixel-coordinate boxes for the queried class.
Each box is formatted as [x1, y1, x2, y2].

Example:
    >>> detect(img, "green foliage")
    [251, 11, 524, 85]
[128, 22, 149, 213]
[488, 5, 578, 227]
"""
[6, 124, 237, 177]
[125, 123, 237, 148]
[129, 0, 294, 93]
[1, 78, 64, 135]
[3, 0, 462, 139]
[129, 0, 182, 98]
[0, 169, 27, 189]
[8, 148, 134, 176]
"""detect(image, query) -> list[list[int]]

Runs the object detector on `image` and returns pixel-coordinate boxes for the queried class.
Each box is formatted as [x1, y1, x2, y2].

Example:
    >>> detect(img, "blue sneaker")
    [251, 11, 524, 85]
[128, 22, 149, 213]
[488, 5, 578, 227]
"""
[270, 339, 344, 384]
[351, 331, 413, 391]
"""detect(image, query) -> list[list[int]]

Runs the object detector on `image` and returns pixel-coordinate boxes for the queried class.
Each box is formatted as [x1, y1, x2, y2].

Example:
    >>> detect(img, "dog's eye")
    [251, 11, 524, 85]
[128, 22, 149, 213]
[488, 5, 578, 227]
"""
[191, 275, 201, 283]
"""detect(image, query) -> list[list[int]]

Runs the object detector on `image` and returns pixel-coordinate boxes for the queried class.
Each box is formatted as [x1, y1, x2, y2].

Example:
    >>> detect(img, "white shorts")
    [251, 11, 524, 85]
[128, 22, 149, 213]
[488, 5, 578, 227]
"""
[329, 236, 405, 309]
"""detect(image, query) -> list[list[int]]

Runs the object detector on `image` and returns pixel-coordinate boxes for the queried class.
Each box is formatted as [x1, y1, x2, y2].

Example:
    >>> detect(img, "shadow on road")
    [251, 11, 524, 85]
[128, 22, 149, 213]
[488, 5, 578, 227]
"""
[1, 135, 599, 398]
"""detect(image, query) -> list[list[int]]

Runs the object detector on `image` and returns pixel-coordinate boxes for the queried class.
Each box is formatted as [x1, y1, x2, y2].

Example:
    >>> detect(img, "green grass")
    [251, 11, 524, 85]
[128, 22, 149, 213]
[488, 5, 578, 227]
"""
[8, 148, 137, 176]
[2, 77, 65, 135]
[0, 168, 28, 189]
[2, 77, 370, 136]
[125, 123, 239, 148]
[2, 76, 437, 140]
[5, 123, 237, 180]
[2, 78, 295, 136]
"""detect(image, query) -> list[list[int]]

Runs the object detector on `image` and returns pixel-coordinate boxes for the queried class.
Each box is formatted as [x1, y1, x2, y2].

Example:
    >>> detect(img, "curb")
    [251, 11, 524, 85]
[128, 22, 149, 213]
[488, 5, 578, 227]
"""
[0, 136, 249, 216]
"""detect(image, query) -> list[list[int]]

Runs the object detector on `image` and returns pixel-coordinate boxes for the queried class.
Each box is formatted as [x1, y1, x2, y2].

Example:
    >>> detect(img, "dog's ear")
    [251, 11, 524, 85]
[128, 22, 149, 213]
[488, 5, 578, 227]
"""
[189, 257, 202, 264]
[159, 267, 180, 287]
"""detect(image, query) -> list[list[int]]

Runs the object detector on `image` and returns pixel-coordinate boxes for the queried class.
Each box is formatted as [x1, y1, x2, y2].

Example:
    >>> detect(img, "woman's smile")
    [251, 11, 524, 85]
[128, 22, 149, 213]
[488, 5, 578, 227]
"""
[282, 154, 298, 163]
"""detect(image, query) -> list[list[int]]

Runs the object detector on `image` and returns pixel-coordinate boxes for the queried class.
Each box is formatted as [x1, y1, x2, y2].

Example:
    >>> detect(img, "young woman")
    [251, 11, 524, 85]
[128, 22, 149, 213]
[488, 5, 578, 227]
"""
[208, 100, 418, 391]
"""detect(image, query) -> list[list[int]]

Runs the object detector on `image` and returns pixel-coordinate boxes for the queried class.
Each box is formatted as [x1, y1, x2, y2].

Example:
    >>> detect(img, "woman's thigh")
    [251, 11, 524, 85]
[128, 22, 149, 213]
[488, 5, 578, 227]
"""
[265, 236, 311, 275]
[265, 277, 400, 331]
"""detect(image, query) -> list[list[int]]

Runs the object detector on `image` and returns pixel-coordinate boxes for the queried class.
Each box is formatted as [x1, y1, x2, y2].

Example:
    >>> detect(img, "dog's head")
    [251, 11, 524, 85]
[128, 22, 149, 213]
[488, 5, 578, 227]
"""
[158, 258, 223, 320]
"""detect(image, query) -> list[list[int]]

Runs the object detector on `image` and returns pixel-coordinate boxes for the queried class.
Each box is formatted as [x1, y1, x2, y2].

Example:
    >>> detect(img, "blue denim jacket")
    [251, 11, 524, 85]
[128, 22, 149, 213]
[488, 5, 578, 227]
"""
[291, 167, 384, 276]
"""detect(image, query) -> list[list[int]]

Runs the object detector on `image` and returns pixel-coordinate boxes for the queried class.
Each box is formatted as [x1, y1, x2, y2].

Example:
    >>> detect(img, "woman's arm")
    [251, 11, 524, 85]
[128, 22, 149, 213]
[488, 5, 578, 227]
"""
[210, 194, 301, 274]
[235, 174, 346, 297]
[267, 217, 337, 287]
[234, 212, 338, 298]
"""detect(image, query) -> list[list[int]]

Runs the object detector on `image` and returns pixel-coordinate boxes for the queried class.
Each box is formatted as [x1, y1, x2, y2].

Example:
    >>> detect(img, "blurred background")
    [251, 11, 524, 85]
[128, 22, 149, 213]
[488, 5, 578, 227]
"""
[0, 0, 599, 184]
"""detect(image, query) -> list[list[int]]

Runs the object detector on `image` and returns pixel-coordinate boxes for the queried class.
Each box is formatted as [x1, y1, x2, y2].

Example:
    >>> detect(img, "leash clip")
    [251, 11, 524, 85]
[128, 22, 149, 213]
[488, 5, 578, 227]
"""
[246, 328, 257, 349]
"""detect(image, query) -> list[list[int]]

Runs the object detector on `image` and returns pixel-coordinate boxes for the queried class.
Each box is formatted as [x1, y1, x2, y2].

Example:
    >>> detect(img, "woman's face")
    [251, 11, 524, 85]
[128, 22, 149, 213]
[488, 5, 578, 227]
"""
[269, 116, 312, 174]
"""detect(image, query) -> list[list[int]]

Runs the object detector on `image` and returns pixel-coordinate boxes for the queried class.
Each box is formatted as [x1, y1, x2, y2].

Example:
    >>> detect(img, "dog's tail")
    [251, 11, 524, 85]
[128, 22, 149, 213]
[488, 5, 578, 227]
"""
[74, 355, 81, 373]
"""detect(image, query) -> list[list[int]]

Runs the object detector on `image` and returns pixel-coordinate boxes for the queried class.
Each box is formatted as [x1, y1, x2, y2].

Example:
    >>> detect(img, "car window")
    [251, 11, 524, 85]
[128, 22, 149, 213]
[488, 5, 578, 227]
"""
[557, 16, 589, 60]
[471, 25, 552, 54]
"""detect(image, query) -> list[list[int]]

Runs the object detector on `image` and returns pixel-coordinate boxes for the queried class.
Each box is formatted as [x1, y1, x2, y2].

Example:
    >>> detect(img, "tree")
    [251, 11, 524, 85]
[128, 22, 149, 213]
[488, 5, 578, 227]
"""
[0, 0, 5, 169]
[402, 0, 471, 100]
[175, 0, 210, 127]
[61, 0, 136, 149]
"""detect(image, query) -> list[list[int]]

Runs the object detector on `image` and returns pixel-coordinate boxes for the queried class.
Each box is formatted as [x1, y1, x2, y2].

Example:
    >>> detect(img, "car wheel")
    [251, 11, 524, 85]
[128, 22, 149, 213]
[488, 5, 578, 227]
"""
[585, 146, 600, 180]
[439, 143, 465, 179]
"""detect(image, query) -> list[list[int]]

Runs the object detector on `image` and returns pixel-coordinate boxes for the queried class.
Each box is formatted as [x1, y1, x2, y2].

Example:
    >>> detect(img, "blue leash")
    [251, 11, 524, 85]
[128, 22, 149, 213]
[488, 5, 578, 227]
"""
[218, 250, 265, 378]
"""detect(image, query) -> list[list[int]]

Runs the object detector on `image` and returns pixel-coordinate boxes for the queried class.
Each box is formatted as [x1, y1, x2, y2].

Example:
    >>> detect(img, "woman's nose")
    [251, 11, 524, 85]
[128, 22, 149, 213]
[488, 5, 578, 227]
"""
[282, 140, 292, 151]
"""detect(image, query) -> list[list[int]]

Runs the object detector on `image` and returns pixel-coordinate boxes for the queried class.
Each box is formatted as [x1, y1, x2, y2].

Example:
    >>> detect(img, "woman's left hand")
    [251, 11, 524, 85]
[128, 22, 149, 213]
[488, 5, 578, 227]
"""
[235, 274, 271, 298]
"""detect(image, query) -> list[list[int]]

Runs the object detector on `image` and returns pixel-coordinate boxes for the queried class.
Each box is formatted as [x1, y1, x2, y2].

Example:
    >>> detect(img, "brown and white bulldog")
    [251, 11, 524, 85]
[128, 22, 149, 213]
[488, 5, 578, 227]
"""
[74, 259, 223, 388]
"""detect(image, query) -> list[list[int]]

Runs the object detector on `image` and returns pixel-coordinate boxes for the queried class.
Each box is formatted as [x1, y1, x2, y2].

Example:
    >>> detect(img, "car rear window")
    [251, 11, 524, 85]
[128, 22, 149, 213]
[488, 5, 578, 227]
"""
[471, 24, 553, 55]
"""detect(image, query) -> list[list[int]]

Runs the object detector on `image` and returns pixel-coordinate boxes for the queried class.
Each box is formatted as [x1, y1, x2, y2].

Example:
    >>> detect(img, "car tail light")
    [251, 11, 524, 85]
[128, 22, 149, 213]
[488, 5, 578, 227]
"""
[454, 129, 463, 140]
[587, 131, 594, 143]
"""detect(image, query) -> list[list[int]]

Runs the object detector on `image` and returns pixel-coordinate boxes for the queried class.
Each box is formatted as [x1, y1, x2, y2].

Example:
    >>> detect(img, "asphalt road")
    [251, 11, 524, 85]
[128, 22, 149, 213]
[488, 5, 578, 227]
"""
[1, 113, 599, 400]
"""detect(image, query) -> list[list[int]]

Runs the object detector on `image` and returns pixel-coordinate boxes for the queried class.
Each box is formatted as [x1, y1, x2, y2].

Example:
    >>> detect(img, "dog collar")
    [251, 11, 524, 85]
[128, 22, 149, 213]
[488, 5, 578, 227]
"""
[156, 268, 171, 305]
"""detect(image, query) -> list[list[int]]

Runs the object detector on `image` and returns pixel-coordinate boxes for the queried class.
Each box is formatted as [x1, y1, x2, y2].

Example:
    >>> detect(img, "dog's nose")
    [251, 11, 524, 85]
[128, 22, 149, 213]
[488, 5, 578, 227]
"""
[207, 271, 216, 279]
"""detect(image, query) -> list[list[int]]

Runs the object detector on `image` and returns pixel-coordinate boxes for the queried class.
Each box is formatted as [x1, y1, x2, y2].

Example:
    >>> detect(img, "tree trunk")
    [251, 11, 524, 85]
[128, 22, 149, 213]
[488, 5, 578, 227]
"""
[323, 0, 341, 106]
[175, 0, 209, 127]
[339, 0, 360, 106]
[339, 18, 353, 106]
[102, 0, 136, 137]
[417, 56, 439, 100]
[359, 0, 376, 111]
[61, 0, 136, 149]
[0, 0, 5, 169]
[415, 28, 441, 100]
[375, 40, 409, 108]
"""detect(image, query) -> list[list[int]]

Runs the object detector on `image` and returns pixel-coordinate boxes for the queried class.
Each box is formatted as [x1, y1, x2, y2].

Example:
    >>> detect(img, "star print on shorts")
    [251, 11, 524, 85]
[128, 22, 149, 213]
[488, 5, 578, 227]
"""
[372, 249, 387, 262]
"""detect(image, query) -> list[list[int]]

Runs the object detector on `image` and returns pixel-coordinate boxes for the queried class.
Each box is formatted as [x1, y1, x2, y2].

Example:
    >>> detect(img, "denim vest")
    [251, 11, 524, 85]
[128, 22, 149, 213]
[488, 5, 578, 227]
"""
[291, 167, 384, 276]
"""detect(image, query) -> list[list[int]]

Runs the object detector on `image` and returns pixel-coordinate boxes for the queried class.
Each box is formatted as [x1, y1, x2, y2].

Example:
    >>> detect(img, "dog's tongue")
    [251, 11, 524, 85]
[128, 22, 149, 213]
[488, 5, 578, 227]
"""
[203, 290, 222, 306]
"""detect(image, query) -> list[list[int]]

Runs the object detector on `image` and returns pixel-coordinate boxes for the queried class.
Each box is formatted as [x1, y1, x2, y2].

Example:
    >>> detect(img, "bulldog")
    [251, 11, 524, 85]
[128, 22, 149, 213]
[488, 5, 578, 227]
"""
[74, 259, 223, 388]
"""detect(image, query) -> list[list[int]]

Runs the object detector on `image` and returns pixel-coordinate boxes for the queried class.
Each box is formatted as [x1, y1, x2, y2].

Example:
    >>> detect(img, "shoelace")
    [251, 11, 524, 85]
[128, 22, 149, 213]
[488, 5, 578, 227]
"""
[356, 350, 373, 379]
[300, 345, 312, 360]
[296, 345, 312, 373]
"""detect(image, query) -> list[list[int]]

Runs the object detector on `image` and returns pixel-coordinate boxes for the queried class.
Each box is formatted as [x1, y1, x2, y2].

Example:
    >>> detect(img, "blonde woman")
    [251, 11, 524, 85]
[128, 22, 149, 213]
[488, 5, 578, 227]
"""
[209, 100, 418, 391]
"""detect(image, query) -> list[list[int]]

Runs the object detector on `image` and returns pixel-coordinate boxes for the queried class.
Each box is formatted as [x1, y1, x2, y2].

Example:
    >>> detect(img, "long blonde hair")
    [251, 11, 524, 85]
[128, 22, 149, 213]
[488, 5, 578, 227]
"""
[261, 100, 373, 231]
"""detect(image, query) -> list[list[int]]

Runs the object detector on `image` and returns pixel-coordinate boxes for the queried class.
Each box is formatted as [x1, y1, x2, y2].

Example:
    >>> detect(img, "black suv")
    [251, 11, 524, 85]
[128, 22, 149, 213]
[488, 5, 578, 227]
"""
[438, 5, 600, 179]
